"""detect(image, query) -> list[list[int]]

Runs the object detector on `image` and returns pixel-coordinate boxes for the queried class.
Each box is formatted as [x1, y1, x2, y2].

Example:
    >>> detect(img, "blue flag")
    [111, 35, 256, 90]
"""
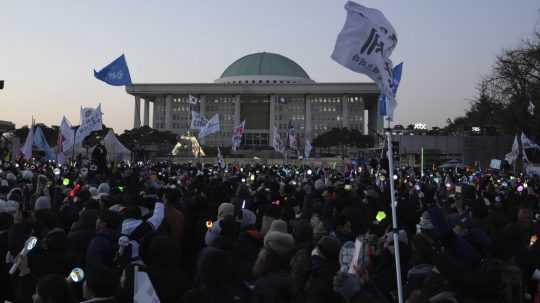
[379, 62, 403, 117]
[94, 54, 132, 86]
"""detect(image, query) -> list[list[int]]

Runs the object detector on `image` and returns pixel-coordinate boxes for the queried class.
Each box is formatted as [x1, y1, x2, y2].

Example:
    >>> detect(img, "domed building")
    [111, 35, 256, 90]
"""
[127, 52, 381, 151]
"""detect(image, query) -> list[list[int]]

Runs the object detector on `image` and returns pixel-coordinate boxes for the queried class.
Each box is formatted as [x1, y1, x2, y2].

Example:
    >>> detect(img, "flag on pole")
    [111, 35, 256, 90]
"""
[21, 127, 34, 160]
[505, 133, 540, 163]
[521, 133, 540, 150]
[198, 114, 220, 139]
[33, 127, 55, 160]
[75, 104, 103, 144]
[134, 266, 160, 303]
[94, 54, 132, 86]
[288, 121, 297, 150]
[305, 140, 313, 159]
[379, 62, 403, 119]
[331, 1, 398, 119]
[217, 146, 226, 169]
[188, 95, 199, 105]
[59, 116, 75, 152]
[272, 126, 285, 154]
[232, 120, 246, 151]
[190, 111, 208, 130]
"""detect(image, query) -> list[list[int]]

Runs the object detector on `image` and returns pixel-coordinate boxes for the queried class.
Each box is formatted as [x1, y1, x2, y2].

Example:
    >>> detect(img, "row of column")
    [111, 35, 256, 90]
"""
[133, 94, 381, 138]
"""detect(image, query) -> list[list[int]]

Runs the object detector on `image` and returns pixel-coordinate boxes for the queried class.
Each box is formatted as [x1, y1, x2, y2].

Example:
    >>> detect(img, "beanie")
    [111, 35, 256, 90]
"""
[97, 183, 110, 195]
[317, 236, 341, 259]
[269, 219, 288, 233]
[240, 209, 257, 229]
[217, 203, 234, 219]
[22, 170, 33, 181]
[264, 231, 295, 257]
[34, 196, 51, 210]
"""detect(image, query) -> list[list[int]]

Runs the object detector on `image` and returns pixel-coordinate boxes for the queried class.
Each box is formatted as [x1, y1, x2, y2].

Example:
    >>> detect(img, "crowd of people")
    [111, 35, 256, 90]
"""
[0, 153, 539, 303]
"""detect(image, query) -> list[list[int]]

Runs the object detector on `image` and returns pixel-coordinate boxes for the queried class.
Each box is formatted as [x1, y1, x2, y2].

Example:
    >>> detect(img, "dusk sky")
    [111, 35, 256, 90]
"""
[1, 1, 539, 132]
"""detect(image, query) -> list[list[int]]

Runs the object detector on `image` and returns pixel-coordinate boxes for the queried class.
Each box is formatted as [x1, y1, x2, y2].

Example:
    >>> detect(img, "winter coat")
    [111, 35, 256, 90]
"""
[252, 270, 293, 303]
[86, 229, 119, 273]
[304, 255, 343, 303]
[67, 209, 98, 267]
[289, 243, 312, 302]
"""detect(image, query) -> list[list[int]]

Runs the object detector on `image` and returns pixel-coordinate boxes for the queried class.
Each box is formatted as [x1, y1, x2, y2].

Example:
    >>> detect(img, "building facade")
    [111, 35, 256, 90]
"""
[126, 52, 382, 149]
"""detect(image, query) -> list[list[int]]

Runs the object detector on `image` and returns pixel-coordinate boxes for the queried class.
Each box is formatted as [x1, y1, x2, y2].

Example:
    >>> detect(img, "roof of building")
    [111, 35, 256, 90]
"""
[219, 52, 311, 80]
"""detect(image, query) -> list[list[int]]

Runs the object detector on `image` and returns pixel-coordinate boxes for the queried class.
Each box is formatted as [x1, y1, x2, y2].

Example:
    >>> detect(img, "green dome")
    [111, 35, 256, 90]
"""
[220, 52, 311, 80]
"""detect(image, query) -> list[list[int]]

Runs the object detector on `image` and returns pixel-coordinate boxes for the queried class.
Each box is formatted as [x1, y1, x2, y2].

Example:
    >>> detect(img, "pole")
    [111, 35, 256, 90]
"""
[72, 128, 76, 166]
[386, 131, 404, 303]
[421, 147, 424, 177]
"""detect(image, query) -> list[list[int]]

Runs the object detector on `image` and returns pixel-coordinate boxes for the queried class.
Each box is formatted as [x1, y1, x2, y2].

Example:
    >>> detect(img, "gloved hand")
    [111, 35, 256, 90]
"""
[333, 272, 362, 301]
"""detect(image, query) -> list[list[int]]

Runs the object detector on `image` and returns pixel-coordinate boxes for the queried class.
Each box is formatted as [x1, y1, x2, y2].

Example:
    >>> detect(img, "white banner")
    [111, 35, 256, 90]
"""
[190, 111, 208, 130]
[231, 120, 245, 151]
[272, 126, 285, 154]
[60, 116, 75, 152]
[332, 1, 398, 118]
[20, 127, 34, 160]
[305, 140, 313, 159]
[75, 104, 103, 144]
[198, 114, 220, 139]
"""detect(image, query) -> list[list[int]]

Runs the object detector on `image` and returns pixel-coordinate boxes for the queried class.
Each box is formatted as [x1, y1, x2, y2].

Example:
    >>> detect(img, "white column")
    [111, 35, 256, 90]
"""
[165, 95, 173, 131]
[342, 95, 349, 128]
[133, 96, 141, 129]
[143, 99, 150, 127]
[152, 97, 160, 128]
[305, 95, 312, 141]
[234, 95, 241, 126]
[269, 95, 276, 143]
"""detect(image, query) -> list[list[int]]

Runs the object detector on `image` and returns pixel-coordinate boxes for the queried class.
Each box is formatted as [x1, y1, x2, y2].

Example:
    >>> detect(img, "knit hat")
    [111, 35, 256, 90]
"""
[34, 196, 51, 210]
[89, 187, 98, 197]
[218, 203, 234, 219]
[269, 219, 287, 233]
[240, 209, 256, 229]
[264, 231, 295, 257]
[22, 170, 33, 181]
[317, 236, 341, 259]
[6, 173, 16, 184]
[0, 199, 18, 215]
[314, 179, 325, 191]
[97, 183, 110, 195]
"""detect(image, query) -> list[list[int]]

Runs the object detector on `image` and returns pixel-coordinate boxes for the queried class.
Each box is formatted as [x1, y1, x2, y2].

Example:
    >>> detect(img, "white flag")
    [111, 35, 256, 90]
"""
[198, 114, 220, 139]
[190, 111, 208, 130]
[521, 133, 540, 150]
[60, 116, 75, 152]
[217, 146, 226, 169]
[272, 126, 285, 154]
[305, 140, 313, 159]
[505, 136, 519, 163]
[188, 95, 199, 105]
[134, 267, 160, 303]
[20, 127, 34, 160]
[75, 104, 103, 144]
[231, 120, 246, 151]
[332, 1, 398, 119]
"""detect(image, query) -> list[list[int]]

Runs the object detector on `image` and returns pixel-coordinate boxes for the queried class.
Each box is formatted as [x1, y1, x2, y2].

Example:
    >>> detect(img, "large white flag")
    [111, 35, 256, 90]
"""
[134, 266, 160, 303]
[75, 104, 103, 144]
[20, 127, 34, 160]
[272, 127, 285, 154]
[198, 114, 220, 139]
[231, 120, 246, 151]
[521, 133, 540, 150]
[60, 116, 75, 152]
[332, 1, 398, 119]
[190, 111, 208, 130]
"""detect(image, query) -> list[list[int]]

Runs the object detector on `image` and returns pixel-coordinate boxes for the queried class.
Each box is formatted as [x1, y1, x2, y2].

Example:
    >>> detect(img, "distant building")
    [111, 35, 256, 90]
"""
[393, 135, 514, 169]
[126, 52, 383, 150]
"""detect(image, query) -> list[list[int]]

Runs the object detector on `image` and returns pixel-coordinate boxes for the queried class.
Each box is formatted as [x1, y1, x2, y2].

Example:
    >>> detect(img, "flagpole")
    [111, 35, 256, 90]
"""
[386, 129, 404, 303]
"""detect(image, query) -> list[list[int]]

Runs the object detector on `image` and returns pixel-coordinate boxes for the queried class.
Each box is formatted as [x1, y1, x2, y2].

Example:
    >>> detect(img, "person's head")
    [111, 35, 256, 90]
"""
[96, 210, 122, 232]
[517, 206, 533, 227]
[218, 202, 234, 220]
[164, 187, 181, 205]
[254, 231, 295, 277]
[83, 267, 118, 300]
[33, 274, 76, 303]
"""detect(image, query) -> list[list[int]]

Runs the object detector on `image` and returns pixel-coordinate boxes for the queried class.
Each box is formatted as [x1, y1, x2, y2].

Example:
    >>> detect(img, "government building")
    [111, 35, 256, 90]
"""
[126, 52, 381, 150]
